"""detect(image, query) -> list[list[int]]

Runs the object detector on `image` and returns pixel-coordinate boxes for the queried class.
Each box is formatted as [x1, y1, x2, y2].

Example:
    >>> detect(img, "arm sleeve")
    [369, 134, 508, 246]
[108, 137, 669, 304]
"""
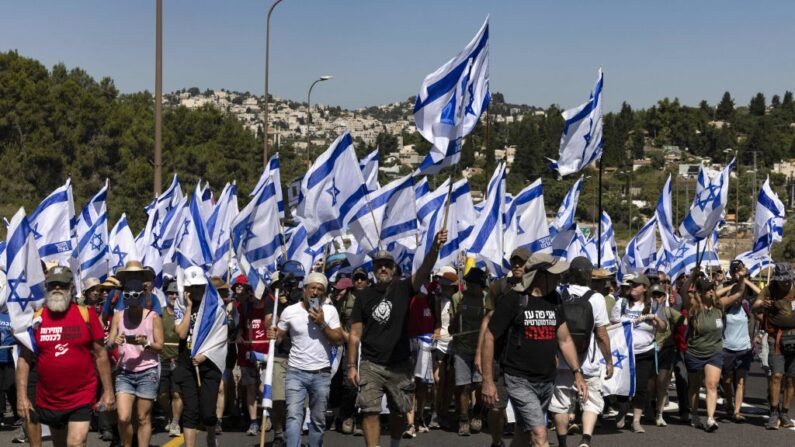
[325, 305, 341, 329]
[350, 291, 364, 324]
[590, 293, 610, 327]
[276, 308, 289, 332]
[487, 293, 515, 338]
[609, 298, 623, 323]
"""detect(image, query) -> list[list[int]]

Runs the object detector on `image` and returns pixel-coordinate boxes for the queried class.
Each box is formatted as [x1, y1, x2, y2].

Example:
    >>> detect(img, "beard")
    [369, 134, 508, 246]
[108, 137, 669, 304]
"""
[45, 290, 71, 313]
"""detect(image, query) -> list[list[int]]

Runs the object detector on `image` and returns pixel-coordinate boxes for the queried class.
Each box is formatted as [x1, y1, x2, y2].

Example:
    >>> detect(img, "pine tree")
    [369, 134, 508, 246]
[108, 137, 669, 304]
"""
[716, 91, 735, 120]
[748, 92, 766, 116]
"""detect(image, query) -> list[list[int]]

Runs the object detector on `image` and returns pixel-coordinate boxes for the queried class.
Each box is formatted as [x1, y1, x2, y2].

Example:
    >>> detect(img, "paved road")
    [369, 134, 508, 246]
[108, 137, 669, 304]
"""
[1, 362, 793, 446]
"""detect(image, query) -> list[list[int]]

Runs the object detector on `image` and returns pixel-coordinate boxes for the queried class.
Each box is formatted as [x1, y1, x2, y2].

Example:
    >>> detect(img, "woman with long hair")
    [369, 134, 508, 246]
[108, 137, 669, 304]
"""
[610, 275, 668, 433]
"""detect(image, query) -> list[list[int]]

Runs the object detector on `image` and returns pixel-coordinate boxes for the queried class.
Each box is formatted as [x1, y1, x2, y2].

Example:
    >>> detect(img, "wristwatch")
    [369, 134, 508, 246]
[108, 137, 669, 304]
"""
[318, 322, 328, 330]
[572, 368, 583, 375]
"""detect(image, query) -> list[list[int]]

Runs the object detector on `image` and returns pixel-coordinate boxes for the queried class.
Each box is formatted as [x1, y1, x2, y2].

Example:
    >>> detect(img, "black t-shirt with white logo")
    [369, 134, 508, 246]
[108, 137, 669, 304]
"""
[488, 291, 562, 382]
[351, 277, 414, 365]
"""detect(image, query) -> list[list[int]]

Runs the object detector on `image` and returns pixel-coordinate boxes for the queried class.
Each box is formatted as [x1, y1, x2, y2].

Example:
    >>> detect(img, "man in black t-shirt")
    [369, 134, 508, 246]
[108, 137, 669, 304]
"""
[348, 230, 447, 447]
[481, 253, 588, 447]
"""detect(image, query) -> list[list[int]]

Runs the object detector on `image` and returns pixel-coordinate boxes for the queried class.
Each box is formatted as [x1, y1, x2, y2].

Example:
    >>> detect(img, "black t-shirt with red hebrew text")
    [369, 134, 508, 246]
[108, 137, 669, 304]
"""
[488, 290, 562, 382]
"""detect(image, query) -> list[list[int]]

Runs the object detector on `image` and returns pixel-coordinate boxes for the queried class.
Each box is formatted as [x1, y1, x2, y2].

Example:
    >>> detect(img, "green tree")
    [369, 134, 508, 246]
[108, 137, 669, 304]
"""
[716, 91, 735, 120]
[749, 92, 767, 116]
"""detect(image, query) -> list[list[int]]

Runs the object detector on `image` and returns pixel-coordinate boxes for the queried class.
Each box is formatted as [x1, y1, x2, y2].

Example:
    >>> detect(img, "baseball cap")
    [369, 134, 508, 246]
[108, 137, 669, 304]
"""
[334, 277, 353, 290]
[627, 274, 650, 287]
[45, 266, 73, 285]
[438, 272, 459, 286]
[464, 267, 487, 286]
[372, 250, 395, 263]
[649, 284, 666, 295]
[509, 247, 532, 263]
[165, 282, 179, 293]
[569, 256, 594, 274]
[183, 266, 208, 287]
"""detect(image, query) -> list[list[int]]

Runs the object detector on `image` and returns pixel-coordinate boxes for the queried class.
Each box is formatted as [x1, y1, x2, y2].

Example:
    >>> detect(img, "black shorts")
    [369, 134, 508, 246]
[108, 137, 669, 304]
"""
[27, 367, 37, 403]
[722, 348, 752, 375]
[159, 358, 179, 395]
[34, 405, 92, 429]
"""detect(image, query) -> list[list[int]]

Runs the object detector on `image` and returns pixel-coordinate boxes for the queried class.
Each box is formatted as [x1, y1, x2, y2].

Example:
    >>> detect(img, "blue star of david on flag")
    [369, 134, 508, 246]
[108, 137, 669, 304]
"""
[31, 223, 43, 240]
[600, 349, 628, 369]
[325, 178, 341, 206]
[695, 183, 720, 211]
[112, 245, 127, 269]
[7, 272, 41, 312]
[90, 233, 103, 251]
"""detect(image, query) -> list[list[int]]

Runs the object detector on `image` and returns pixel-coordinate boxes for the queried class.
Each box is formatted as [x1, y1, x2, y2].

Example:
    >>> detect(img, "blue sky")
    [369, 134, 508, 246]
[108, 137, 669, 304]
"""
[2, 1, 794, 112]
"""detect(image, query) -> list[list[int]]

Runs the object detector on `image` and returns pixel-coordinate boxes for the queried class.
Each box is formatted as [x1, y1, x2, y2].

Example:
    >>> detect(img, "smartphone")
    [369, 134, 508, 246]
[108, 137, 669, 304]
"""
[125, 335, 138, 344]
[310, 298, 320, 310]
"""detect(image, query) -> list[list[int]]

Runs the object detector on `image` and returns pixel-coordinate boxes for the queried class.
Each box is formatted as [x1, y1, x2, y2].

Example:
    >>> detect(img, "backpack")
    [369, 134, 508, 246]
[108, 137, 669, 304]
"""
[560, 290, 595, 355]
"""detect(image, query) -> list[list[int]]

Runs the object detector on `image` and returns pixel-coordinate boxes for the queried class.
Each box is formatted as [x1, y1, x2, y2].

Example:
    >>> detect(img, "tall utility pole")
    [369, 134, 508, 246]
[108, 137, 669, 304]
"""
[752, 151, 759, 204]
[153, 0, 163, 196]
[263, 0, 285, 167]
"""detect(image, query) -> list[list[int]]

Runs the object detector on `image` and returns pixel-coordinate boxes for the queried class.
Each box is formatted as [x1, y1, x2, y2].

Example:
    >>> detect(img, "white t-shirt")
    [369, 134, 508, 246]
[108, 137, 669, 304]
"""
[609, 298, 659, 355]
[277, 302, 341, 371]
[559, 285, 610, 377]
[436, 295, 454, 353]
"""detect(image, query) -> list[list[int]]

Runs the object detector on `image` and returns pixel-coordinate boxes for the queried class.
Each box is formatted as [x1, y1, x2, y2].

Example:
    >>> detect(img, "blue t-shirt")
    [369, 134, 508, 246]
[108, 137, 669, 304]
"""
[0, 311, 14, 363]
[723, 302, 751, 352]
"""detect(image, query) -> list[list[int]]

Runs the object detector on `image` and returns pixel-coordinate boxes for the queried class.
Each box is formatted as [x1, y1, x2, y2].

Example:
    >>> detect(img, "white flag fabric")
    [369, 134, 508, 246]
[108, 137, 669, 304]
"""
[655, 175, 680, 271]
[584, 212, 618, 271]
[251, 154, 284, 218]
[667, 231, 720, 281]
[550, 177, 584, 259]
[2, 208, 47, 352]
[29, 179, 76, 264]
[186, 271, 228, 373]
[413, 179, 474, 272]
[549, 69, 604, 176]
[679, 159, 735, 242]
[359, 149, 380, 193]
[285, 223, 323, 276]
[348, 174, 417, 253]
[75, 180, 110, 281]
[196, 181, 215, 224]
[620, 217, 657, 280]
[140, 174, 183, 284]
[505, 179, 551, 254]
[175, 193, 214, 270]
[414, 17, 490, 175]
[735, 177, 786, 276]
[109, 214, 140, 274]
[587, 322, 635, 397]
[207, 182, 239, 279]
[297, 132, 368, 248]
[466, 162, 506, 268]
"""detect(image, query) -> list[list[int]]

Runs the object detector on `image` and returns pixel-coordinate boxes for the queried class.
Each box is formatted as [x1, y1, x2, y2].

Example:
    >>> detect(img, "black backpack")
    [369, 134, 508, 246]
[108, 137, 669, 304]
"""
[560, 290, 595, 355]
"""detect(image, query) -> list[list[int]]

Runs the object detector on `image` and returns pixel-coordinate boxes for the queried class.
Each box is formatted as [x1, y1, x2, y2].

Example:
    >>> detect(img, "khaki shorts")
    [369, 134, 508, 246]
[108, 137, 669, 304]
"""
[261, 356, 288, 402]
[356, 359, 415, 414]
[548, 370, 604, 415]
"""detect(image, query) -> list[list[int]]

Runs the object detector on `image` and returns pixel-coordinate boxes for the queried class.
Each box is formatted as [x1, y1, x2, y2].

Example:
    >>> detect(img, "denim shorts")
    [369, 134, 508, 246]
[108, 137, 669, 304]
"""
[504, 373, 554, 432]
[116, 366, 160, 400]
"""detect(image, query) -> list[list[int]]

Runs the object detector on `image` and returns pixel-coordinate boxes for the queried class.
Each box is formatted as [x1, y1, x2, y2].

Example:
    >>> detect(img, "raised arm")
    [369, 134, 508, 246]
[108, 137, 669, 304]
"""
[412, 230, 448, 292]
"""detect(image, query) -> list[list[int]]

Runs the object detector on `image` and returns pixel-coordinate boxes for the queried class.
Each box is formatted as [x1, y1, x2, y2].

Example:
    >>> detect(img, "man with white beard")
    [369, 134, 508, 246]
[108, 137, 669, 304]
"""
[15, 266, 115, 447]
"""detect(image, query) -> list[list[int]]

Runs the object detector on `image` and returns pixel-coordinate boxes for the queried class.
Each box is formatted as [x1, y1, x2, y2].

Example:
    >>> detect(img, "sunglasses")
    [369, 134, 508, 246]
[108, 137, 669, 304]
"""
[353, 276, 367, 281]
[46, 282, 70, 290]
[374, 263, 394, 271]
[124, 291, 145, 299]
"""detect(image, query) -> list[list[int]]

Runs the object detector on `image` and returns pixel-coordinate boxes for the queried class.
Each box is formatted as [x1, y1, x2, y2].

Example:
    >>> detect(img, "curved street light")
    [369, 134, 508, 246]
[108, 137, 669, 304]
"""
[263, 0, 285, 167]
[307, 75, 333, 125]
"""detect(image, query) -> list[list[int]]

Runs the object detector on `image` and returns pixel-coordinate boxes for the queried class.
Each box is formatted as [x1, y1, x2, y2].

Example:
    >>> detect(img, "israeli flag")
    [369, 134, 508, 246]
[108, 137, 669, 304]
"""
[156, 197, 189, 281]
[667, 231, 720, 281]
[588, 322, 635, 397]
[139, 174, 182, 271]
[655, 175, 680, 271]
[29, 179, 76, 264]
[549, 69, 604, 176]
[620, 217, 658, 280]
[232, 174, 284, 296]
[584, 212, 618, 271]
[109, 214, 140, 274]
[679, 159, 735, 242]
[2, 208, 46, 352]
[414, 17, 490, 175]
[196, 181, 215, 223]
[735, 177, 786, 276]
[550, 177, 584, 258]
[466, 162, 506, 268]
[349, 174, 417, 253]
[175, 192, 214, 270]
[413, 179, 475, 272]
[415, 177, 431, 202]
[251, 154, 284, 218]
[505, 179, 551, 254]
[297, 132, 369, 247]
[285, 222, 323, 275]
[75, 180, 110, 281]
[186, 271, 228, 373]
[360, 149, 380, 193]
[207, 182, 240, 279]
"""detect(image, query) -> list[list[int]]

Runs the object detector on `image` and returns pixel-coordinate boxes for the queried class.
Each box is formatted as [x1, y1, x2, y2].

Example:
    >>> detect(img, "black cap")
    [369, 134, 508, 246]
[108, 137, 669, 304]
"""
[372, 250, 395, 263]
[569, 256, 593, 274]
[124, 279, 145, 293]
[464, 267, 487, 286]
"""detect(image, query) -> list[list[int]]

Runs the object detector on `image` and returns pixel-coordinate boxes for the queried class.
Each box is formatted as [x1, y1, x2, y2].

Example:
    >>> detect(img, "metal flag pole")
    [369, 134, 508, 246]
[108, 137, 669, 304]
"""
[260, 280, 281, 447]
[597, 160, 603, 268]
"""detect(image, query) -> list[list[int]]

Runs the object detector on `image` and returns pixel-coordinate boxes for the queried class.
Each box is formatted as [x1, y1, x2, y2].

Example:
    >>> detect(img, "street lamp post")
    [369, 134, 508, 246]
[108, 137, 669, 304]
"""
[154, 0, 163, 196]
[306, 76, 332, 164]
[263, 0, 285, 167]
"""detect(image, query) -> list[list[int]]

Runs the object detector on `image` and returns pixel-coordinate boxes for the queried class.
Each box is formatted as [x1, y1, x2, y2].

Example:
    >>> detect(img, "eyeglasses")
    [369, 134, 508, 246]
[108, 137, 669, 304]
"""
[374, 263, 394, 271]
[124, 291, 144, 299]
[46, 282, 70, 291]
[353, 276, 367, 282]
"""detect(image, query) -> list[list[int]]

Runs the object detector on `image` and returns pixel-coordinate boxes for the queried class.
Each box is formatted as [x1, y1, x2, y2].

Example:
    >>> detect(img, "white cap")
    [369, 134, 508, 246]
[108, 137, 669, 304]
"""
[620, 273, 636, 287]
[305, 272, 329, 289]
[184, 266, 208, 287]
[437, 266, 456, 276]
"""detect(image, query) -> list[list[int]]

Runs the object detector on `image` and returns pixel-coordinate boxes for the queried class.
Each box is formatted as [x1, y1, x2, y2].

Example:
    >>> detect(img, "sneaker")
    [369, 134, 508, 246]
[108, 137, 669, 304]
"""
[631, 421, 645, 433]
[215, 420, 223, 435]
[353, 425, 363, 436]
[655, 413, 667, 427]
[780, 411, 795, 428]
[568, 422, 581, 434]
[429, 413, 441, 429]
[169, 422, 182, 437]
[766, 410, 780, 430]
[341, 418, 354, 434]
[578, 442, 591, 447]
[458, 420, 471, 436]
[11, 427, 26, 443]
[603, 408, 619, 418]
[615, 414, 626, 430]
[272, 434, 286, 447]
[690, 416, 703, 429]
[403, 425, 417, 438]
[246, 422, 259, 436]
[417, 423, 430, 433]
[704, 418, 719, 433]
[470, 416, 482, 433]
[100, 430, 116, 441]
